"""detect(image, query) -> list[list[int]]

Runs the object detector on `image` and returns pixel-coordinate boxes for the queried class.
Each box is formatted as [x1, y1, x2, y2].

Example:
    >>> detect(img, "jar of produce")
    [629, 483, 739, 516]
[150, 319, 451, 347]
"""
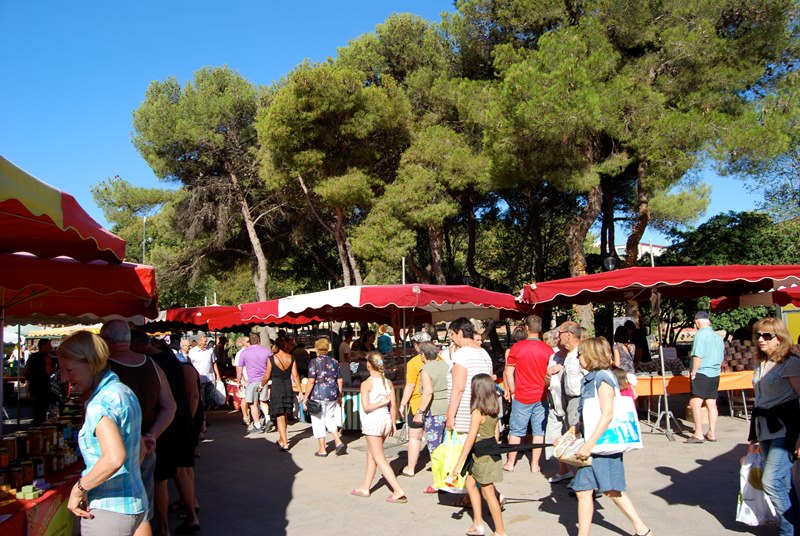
[27, 428, 42, 455]
[42, 425, 57, 448]
[1, 436, 16, 462]
[15, 432, 28, 459]
[20, 460, 34, 485]
[0, 447, 9, 468]
[8, 464, 23, 489]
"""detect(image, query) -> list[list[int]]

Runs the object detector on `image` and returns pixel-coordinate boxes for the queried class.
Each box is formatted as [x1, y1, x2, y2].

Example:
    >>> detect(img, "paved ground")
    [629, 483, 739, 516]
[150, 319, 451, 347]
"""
[168, 394, 776, 536]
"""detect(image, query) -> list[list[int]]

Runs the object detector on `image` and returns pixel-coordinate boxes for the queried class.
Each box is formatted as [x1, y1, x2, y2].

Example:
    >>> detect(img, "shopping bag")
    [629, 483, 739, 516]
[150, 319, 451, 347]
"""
[736, 445, 778, 526]
[431, 430, 466, 491]
[214, 380, 227, 406]
[582, 371, 643, 455]
[553, 432, 592, 468]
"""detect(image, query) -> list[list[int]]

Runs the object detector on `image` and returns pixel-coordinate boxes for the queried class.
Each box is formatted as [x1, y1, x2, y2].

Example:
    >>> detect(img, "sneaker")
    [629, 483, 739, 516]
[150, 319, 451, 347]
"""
[335, 443, 347, 456]
[248, 425, 263, 434]
[548, 472, 573, 483]
[266, 423, 277, 433]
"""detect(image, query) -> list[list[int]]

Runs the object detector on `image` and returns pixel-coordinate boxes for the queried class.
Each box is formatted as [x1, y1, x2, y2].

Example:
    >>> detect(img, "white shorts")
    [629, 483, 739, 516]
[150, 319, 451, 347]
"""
[310, 399, 342, 438]
[361, 413, 393, 437]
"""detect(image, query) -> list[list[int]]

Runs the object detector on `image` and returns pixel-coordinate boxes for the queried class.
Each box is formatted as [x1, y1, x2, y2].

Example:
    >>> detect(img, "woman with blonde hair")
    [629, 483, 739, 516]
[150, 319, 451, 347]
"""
[749, 317, 800, 535]
[57, 331, 146, 536]
[563, 337, 651, 536]
[301, 337, 345, 457]
[351, 351, 406, 503]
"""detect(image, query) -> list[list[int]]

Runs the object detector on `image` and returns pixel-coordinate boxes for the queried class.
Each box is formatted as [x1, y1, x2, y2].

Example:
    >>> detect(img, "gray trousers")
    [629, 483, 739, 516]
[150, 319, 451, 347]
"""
[80, 509, 145, 536]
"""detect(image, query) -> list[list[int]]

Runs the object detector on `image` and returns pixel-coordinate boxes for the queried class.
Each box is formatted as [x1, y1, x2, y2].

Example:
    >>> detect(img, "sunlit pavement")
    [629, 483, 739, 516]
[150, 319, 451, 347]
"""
[177, 397, 772, 536]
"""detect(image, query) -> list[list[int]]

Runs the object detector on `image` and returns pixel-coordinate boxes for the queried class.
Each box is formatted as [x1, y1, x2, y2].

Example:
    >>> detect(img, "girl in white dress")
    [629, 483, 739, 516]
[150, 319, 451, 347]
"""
[351, 351, 407, 503]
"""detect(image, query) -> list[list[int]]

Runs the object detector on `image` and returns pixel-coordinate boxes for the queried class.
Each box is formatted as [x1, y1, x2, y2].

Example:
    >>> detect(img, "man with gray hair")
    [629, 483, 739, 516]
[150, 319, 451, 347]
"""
[559, 321, 586, 430]
[100, 319, 176, 536]
[685, 311, 724, 444]
[188, 332, 221, 410]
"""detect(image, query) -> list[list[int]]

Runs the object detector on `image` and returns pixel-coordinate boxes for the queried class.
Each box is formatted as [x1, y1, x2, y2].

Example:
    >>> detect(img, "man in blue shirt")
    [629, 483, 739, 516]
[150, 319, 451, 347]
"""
[685, 311, 725, 444]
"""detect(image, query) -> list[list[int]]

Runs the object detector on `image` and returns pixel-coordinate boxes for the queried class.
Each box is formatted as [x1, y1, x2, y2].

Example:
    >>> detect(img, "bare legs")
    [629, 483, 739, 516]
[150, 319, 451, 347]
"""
[465, 477, 507, 536]
[154, 480, 169, 536]
[530, 435, 544, 472]
[688, 396, 704, 440]
[576, 489, 650, 536]
[353, 435, 406, 499]
[706, 399, 718, 440]
[276, 413, 288, 448]
[503, 435, 522, 471]
[403, 427, 423, 476]
[174, 467, 199, 526]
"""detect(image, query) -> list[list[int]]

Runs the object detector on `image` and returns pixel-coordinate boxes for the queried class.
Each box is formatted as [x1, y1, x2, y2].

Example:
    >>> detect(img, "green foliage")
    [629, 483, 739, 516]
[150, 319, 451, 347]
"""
[660, 211, 800, 266]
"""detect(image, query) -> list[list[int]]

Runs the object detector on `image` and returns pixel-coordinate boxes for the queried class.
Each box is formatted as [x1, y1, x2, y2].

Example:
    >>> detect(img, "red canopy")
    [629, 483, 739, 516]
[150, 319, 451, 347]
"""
[519, 265, 800, 306]
[165, 305, 241, 325]
[0, 156, 127, 263]
[1, 253, 158, 324]
[710, 287, 800, 311]
[238, 284, 531, 325]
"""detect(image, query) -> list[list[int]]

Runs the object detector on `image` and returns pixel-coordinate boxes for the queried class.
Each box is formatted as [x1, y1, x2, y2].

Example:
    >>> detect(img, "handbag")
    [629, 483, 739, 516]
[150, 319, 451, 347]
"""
[736, 445, 778, 526]
[431, 430, 466, 491]
[554, 432, 592, 468]
[582, 370, 643, 455]
[305, 398, 323, 414]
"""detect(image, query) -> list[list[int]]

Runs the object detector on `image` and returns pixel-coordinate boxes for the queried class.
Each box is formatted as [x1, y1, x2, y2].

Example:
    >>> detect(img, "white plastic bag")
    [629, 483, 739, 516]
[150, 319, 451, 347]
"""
[214, 380, 227, 406]
[582, 370, 643, 455]
[736, 445, 778, 527]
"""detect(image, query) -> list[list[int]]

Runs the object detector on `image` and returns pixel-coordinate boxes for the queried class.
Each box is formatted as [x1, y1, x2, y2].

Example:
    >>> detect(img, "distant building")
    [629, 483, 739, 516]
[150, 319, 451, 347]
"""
[614, 243, 667, 260]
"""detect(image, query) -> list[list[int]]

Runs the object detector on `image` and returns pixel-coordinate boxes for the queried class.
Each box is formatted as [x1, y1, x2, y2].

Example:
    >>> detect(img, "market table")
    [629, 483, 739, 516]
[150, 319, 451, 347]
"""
[0, 467, 81, 536]
[340, 384, 405, 431]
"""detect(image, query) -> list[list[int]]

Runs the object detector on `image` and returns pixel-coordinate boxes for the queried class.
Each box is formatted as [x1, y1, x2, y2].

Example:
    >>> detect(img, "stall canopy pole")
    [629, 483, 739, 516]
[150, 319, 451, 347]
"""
[16, 324, 21, 427]
[0, 288, 4, 436]
[651, 289, 682, 440]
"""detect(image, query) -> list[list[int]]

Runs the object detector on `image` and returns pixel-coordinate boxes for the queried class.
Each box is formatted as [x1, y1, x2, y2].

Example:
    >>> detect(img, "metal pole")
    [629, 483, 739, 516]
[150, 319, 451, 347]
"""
[142, 216, 147, 264]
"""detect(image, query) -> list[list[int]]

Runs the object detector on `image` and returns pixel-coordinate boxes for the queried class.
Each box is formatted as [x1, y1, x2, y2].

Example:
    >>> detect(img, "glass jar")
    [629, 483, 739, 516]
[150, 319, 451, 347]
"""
[15, 433, 28, 459]
[0, 447, 9, 468]
[8, 464, 23, 489]
[1, 437, 16, 462]
[31, 456, 45, 479]
[27, 428, 42, 455]
[20, 460, 34, 485]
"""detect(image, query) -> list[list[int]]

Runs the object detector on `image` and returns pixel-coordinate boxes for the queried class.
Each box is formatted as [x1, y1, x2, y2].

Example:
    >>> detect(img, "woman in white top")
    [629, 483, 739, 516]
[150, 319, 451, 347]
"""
[351, 351, 407, 503]
[447, 318, 493, 434]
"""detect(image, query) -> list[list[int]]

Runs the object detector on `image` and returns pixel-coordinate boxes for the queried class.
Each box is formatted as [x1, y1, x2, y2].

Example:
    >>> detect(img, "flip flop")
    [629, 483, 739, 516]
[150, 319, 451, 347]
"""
[502, 465, 515, 472]
[466, 526, 485, 536]
[386, 495, 408, 503]
[704, 435, 718, 442]
[422, 485, 439, 494]
[351, 489, 370, 498]
[315, 452, 328, 457]
[400, 469, 415, 477]
[684, 436, 704, 444]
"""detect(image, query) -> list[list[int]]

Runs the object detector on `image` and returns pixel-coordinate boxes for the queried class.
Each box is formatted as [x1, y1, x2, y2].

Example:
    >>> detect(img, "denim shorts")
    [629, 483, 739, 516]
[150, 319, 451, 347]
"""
[509, 399, 548, 437]
[569, 453, 626, 493]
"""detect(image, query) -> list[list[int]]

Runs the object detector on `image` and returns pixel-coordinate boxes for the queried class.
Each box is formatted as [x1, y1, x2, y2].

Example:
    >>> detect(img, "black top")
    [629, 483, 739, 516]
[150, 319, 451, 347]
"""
[25, 351, 51, 396]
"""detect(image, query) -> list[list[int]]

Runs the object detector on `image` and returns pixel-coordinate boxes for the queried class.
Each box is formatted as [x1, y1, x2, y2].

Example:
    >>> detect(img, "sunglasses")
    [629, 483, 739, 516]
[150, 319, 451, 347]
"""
[755, 332, 776, 341]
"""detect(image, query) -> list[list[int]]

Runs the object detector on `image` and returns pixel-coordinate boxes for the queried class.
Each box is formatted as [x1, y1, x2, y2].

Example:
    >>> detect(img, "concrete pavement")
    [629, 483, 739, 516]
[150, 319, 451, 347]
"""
[174, 397, 774, 536]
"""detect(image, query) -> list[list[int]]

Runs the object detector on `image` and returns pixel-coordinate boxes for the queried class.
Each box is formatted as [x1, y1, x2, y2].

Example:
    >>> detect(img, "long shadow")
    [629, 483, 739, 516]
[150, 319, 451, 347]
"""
[174, 410, 301, 536]
[537, 485, 629, 536]
[651, 442, 773, 535]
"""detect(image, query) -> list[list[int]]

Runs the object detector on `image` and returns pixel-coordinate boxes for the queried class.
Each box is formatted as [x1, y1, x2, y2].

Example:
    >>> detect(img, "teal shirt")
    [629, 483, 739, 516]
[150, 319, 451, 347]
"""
[690, 326, 724, 378]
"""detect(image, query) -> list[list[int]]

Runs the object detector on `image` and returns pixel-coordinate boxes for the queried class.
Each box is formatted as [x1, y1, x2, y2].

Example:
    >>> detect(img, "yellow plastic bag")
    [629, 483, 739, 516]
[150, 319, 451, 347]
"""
[431, 430, 466, 491]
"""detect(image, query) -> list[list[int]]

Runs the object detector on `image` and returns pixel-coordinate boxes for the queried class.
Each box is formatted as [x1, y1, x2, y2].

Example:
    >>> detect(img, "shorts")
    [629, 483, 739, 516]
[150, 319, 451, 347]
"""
[361, 413, 394, 437]
[509, 399, 548, 437]
[544, 409, 568, 460]
[407, 411, 425, 429]
[245, 382, 269, 404]
[566, 396, 581, 428]
[569, 453, 626, 493]
[154, 439, 177, 482]
[424, 414, 446, 454]
[80, 509, 145, 536]
[690, 373, 720, 400]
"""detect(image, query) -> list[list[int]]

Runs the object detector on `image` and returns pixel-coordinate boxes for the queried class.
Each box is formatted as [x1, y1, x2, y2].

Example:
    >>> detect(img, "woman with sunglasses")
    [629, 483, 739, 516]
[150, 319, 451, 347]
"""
[749, 318, 800, 535]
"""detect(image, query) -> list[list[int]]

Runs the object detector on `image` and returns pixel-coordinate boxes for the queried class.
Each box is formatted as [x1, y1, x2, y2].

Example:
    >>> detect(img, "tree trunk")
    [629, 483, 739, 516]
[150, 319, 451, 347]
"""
[345, 239, 363, 285]
[600, 175, 615, 257]
[567, 184, 603, 330]
[625, 161, 650, 267]
[465, 203, 486, 288]
[428, 224, 447, 285]
[231, 172, 269, 301]
[405, 254, 430, 283]
[334, 207, 353, 286]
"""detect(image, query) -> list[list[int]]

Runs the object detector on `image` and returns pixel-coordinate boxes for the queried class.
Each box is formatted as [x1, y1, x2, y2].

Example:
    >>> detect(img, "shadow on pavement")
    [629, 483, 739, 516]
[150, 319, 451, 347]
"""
[174, 410, 301, 536]
[652, 442, 773, 535]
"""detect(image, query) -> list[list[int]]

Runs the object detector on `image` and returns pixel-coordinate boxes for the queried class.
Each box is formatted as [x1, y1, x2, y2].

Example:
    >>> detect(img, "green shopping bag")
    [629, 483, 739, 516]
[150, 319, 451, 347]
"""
[431, 430, 466, 490]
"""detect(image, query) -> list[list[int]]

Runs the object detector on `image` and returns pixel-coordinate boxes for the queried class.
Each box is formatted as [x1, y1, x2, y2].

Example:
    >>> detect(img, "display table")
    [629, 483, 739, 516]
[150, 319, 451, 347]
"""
[634, 370, 753, 397]
[0, 467, 81, 536]
[340, 384, 405, 431]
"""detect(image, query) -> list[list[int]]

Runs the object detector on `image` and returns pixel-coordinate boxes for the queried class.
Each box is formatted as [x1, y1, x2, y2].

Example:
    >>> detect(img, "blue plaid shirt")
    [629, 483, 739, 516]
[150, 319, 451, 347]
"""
[79, 370, 147, 515]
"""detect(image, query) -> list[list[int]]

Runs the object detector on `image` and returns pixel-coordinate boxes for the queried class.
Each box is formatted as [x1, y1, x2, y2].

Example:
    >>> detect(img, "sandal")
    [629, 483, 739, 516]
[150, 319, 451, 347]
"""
[422, 485, 439, 494]
[704, 434, 717, 442]
[386, 494, 408, 503]
[350, 488, 370, 498]
[466, 526, 485, 536]
[314, 452, 328, 457]
[634, 530, 652, 536]
[683, 436, 704, 444]
[400, 469, 415, 477]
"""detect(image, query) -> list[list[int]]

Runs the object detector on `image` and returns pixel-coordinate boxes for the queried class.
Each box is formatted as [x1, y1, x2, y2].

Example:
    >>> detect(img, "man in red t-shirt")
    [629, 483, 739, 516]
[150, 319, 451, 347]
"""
[502, 314, 553, 473]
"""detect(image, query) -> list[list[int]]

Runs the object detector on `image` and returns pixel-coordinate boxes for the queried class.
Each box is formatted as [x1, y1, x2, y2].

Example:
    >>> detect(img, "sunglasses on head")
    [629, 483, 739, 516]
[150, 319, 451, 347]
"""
[755, 332, 776, 341]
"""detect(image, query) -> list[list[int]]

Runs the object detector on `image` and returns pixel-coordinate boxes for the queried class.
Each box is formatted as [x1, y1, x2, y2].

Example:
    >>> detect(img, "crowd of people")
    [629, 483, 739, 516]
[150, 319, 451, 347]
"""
[25, 310, 799, 536]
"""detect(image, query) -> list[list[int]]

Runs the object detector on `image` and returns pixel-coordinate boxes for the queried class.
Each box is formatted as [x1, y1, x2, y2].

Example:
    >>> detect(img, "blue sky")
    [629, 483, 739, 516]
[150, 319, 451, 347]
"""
[1, 0, 759, 248]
